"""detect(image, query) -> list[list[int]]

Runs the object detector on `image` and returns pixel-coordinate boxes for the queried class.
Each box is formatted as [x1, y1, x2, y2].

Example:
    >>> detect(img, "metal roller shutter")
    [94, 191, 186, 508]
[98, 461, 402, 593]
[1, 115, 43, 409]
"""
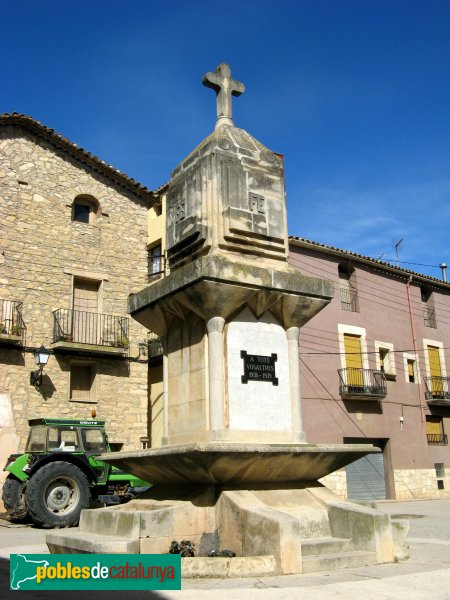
[346, 447, 387, 501]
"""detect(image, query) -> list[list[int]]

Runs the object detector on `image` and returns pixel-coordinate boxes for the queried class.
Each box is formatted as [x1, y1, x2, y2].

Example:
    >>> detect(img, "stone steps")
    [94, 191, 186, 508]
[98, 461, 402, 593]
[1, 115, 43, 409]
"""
[300, 537, 351, 556]
[302, 549, 378, 573]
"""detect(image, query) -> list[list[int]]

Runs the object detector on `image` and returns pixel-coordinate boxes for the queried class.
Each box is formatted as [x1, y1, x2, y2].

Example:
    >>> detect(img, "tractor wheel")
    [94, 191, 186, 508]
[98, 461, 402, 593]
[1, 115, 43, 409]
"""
[2, 474, 27, 519]
[25, 461, 90, 528]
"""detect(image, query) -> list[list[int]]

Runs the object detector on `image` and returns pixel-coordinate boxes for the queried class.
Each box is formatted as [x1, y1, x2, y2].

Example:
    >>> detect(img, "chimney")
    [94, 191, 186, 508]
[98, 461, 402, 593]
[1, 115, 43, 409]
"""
[440, 262, 447, 282]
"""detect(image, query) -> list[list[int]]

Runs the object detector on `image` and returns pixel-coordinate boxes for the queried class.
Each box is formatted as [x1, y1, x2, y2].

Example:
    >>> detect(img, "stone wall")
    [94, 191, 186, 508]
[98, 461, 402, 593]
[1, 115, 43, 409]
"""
[319, 469, 348, 499]
[0, 125, 150, 458]
[394, 469, 450, 500]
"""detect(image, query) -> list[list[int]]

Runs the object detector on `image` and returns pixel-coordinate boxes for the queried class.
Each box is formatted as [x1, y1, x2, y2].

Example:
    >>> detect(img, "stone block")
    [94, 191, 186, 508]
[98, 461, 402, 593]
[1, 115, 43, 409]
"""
[391, 519, 410, 560]
[326, 502, 394, 564]
[46, 530, 140, 554]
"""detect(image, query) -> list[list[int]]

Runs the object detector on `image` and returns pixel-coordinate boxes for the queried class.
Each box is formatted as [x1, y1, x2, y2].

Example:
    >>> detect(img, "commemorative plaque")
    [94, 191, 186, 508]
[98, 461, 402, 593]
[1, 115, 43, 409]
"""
[241, 350, 278, 386]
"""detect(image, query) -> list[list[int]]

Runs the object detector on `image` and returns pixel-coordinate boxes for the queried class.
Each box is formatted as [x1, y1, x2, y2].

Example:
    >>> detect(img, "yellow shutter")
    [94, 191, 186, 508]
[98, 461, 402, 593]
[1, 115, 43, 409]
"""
[428, 346, 442, 378]
[427, 346, 442, 395]
[426, 417, 442, 436]
[344, 335, 363, 368]
[408, 360, 415, 380]
[344, 334, 363, 386]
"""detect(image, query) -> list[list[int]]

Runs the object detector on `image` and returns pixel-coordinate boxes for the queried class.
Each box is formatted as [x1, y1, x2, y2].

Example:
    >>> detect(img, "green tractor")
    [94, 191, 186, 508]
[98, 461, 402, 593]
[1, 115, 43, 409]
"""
[2, 418, 149, 528]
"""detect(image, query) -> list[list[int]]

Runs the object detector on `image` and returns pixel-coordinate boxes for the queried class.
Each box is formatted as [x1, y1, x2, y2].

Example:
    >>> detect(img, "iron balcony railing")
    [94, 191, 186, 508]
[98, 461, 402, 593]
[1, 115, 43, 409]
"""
[0, 299, 25, 338]
[340, 287, 358, 312]
[53, 308, 129, 350]
[139, 332, 164, 359]
[424, 376, 450, 400]
[147, 332, 163, 357]
[338, 368, 387, 399]
[423, 306, 437, 328]
[427, 433, 448, 446]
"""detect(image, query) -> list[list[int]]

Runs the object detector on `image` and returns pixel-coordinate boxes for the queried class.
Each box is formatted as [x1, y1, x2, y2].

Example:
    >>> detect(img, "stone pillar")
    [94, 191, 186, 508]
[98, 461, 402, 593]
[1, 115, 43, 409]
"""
[207, 316, 225, 433]
[286, 327, 305, 442]
[162, 338, 169, 445]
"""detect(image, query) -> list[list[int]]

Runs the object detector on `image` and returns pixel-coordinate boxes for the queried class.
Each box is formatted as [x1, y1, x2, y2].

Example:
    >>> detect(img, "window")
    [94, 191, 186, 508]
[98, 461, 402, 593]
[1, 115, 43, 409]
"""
[426, 416, 447, 445]
[403, 353, 419, 384]
[72, 278, 100, 345]
[72, 195, 99, 224]
[342, 333, 365, 389]
[338, 325, 369, 370]
[407, 359, 416, 383]
[148, 244, 163, 278]
[435, 463, 445, 478]
[73, 202, 90, 223]
[70, 363, 96, 402]
[80, 429, 106, 452]
[338, 265, 358, 312]
[421, 286, 436, 328]
[48, 427, 81, 451]
[375, 342, 396, 380]
[25, 425, 47, 452]
[423, 340, 448, 399]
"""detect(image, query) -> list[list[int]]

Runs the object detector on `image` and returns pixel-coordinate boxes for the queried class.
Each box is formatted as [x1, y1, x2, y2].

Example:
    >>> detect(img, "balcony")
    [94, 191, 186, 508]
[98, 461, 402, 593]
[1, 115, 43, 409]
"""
[423, 306, 436, 328]
[138, 332, 163, 363]
[338, 368, 387, 400]
[427, 433, 448, 446]
[52, 308, 129, 356]
[340, 287, 358, 312]
[424, 376, 450, 406]
[0, 299, 25, 344]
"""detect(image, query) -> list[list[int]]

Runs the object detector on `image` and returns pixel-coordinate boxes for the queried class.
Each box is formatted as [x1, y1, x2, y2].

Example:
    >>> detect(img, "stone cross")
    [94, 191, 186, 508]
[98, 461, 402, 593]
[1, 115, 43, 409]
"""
[202, 64, 245, 130]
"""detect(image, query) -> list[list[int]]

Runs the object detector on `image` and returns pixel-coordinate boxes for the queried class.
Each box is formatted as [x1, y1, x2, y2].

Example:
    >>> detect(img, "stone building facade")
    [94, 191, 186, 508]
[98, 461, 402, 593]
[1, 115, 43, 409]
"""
[0, 114, 153, 483]
[290, 238, 450, 500]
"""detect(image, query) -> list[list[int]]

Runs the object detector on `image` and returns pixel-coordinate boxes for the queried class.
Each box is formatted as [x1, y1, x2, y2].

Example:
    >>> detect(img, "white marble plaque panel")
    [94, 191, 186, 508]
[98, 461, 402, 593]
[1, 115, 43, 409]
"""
[226, 308, 291, 432]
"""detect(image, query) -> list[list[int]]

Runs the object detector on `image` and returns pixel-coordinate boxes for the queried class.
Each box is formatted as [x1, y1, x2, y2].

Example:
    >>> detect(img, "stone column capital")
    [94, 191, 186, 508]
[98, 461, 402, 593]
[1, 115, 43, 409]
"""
[286, 326, 300, 341]
[206, 316, 225, 334]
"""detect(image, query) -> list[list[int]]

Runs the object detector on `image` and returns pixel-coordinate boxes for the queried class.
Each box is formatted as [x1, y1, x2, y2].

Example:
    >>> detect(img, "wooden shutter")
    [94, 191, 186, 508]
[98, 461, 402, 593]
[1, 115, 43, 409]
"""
[407, 360, 415, 382]
[426, 417, 442, 436]
[73, 279, 99, 344]
[428, 346, 442, 395]
[344, 335, 363, 369]
[428, 346, 442, 378]
[73, 279, 99, 313]
[344, 334, 363, 386]
[70, 365, 93, 400]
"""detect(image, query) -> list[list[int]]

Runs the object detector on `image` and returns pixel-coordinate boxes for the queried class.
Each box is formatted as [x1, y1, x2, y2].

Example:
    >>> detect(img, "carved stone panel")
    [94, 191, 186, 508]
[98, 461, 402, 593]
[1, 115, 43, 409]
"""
[166, 167, 207, 263]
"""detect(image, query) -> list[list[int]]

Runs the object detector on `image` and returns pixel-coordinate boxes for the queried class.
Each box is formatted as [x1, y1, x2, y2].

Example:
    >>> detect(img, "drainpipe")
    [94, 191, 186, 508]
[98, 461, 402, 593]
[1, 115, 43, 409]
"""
[406, 276, 426, 425]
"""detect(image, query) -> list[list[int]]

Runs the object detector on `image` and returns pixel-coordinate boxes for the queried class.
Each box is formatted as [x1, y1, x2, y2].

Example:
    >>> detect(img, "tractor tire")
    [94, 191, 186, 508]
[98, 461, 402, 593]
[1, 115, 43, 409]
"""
[25, 461, 90, 528]
[2, 474, 27, 519]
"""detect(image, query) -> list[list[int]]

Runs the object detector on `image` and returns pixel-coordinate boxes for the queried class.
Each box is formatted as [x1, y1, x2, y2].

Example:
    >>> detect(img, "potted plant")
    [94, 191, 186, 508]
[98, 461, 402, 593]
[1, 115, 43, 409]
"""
[58, 333, 73, 342]
[113, 336, 129, 348]
[10, 324, 22, 336]
[0, 323, 6, 334]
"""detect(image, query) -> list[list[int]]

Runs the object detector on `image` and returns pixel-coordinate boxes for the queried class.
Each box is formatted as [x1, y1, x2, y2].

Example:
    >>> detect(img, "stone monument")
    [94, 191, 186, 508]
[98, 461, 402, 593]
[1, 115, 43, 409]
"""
[47, 65, 404, 576]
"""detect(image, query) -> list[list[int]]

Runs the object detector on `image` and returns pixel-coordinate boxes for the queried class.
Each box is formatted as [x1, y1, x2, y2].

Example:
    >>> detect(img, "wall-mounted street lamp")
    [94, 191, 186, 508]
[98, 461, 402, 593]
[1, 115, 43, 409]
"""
[30, 345, 50, 387]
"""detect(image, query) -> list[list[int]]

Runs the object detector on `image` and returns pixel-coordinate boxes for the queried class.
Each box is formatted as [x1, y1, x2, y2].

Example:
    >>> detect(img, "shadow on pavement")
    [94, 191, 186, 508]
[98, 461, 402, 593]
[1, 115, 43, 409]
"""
[1, 557, 171, 600]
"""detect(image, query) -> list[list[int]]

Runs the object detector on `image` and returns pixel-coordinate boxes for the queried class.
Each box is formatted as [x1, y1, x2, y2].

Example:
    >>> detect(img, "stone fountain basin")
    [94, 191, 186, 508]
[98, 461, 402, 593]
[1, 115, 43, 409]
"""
[101, 442, 379, 484]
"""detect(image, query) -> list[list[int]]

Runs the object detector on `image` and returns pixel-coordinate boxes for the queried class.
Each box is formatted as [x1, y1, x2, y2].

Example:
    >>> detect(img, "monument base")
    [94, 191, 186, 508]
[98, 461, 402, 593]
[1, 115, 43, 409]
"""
[47, 481, 402, 575]
[46, 444, 407, 575]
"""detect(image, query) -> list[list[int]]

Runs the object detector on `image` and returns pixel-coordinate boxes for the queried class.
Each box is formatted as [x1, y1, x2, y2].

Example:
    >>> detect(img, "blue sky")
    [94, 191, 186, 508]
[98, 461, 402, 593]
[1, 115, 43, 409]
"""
[3, 1, 449, 278]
